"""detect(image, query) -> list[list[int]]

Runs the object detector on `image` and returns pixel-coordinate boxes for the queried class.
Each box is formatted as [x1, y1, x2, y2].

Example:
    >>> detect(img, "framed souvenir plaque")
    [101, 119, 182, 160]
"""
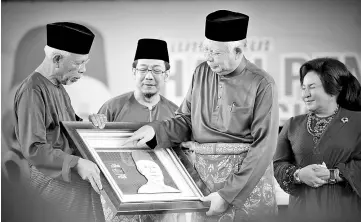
[60, 121, 210, 215]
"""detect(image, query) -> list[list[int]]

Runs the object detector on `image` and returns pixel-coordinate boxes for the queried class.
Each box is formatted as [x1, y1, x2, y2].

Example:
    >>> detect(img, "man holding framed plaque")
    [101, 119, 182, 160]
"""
[13, 22, 104, 222]
[60, 121, 209, 221]
[126, 10, 279, 222]
[89, 39, 187, 222]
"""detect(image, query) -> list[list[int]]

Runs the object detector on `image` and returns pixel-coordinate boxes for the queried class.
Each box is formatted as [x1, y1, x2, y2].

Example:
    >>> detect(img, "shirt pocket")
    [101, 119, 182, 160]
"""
[221, 104, 252, 135]
[231, 105, 251, 114]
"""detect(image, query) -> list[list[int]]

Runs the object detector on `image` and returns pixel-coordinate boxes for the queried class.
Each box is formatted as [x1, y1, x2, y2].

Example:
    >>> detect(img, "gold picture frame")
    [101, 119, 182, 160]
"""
[61, 121, 210, 215]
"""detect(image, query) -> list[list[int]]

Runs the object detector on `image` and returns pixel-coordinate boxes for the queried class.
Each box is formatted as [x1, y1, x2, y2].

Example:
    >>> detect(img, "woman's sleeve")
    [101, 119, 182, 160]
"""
[273, 118, 301, 195]
[336, 133, 361, 197]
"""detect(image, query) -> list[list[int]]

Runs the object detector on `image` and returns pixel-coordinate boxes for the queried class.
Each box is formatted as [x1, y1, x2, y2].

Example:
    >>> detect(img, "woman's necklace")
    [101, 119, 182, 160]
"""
[307, 106, 339, 144]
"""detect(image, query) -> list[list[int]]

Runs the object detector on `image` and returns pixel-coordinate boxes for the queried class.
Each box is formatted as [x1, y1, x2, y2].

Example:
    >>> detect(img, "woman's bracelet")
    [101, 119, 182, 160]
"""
[293, 168, 302, 184]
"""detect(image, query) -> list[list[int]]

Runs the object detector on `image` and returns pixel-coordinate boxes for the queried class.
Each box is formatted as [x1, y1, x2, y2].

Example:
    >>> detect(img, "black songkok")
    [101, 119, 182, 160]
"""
[205, 10, 249, 42]
[134, 39, 169, 63]
[47, 22, 95, 55]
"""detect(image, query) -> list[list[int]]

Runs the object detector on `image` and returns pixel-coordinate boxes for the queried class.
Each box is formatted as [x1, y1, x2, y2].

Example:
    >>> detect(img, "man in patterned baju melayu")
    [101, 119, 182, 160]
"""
[126, 10, 279, 222]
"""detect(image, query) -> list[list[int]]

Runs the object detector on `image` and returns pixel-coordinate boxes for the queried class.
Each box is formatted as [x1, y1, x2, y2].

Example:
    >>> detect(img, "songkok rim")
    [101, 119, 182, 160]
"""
[205, 10, 249, 42]
[47, 22, 95, 55]
[134, 38, 169, 63]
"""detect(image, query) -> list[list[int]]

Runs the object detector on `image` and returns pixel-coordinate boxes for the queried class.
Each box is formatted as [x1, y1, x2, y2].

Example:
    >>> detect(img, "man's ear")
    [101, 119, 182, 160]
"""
[164, 70, 170, 82]
[132, 68, 137, 77]
[234, 48, 243, 60]
[53, 54, 63, 68]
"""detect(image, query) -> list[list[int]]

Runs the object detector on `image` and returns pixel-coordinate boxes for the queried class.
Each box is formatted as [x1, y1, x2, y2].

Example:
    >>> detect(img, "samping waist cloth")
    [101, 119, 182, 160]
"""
[190, 142, 250, 155]
[29, 166, 105, 222]
[189, 142, 278, 220]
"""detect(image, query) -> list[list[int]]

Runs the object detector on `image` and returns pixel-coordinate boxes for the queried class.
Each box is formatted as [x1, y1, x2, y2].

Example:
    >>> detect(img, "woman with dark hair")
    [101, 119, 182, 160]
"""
[274, 58, 361, 221]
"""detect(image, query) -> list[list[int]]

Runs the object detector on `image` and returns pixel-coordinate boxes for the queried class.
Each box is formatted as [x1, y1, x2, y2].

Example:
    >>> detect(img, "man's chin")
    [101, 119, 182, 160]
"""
[143, 85, 157, 90]
[209, 66, 219, 72]
[141, 88, 158, 95]
[63, 81, 74, 86]
[63, 80, 76, 86]
[209, 66, 226, 75]
[143, 93, 156, 99]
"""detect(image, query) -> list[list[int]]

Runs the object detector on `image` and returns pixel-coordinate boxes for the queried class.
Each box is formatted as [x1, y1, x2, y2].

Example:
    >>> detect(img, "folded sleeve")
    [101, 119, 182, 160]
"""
[148, 74, 195, 148]
[15, 89, 79, 182]
[273, 118, 301, 196]
[336, 134, 361, 197]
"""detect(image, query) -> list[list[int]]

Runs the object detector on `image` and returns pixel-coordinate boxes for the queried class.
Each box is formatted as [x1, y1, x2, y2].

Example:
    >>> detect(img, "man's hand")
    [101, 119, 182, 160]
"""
[122, 125, 155, 148]
[88, 114, 107, 129]
[201, 192, 229, 216]
[299, 164, 328, 188]
[180, 141, 198, 151]
[76, 158, 102, 194]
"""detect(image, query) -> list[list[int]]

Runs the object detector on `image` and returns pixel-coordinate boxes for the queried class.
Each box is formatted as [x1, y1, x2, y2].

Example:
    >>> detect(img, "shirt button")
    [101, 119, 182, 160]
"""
[216, 106, 219, 109]
[218, 96, 221, 99]
[219, 85, 222, 88]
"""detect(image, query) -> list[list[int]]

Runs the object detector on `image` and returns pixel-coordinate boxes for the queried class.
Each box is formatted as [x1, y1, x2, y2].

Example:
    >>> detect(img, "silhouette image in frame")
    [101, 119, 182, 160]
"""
[132, 150, 180, 194]
[97, 150, 179, 194]
[98, 151, 146, 194]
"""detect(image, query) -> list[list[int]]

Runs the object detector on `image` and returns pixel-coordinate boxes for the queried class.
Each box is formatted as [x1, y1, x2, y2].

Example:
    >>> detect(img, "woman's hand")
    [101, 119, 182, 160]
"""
[312, 164, 330, 181]
[298, 164, 328, 188]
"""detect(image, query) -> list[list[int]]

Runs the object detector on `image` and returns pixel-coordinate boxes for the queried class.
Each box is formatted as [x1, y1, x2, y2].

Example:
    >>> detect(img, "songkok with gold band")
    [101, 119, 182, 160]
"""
[205, 10, 249, 42]
[47, 22, 95, 55]
[134, 38, 169, 63]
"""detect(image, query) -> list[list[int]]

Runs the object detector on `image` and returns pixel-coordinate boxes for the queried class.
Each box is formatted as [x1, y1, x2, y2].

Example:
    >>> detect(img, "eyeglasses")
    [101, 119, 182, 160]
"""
[201, 46, 228, 58]
[72, 58, 90, 68]
[135, 68, 166, 75]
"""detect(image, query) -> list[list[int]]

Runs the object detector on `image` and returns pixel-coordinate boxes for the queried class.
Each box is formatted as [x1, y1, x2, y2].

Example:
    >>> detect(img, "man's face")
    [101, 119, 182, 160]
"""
[203, 41, 239, 76]
[134, 59, 168, 96]
[59, 53, 89, 85]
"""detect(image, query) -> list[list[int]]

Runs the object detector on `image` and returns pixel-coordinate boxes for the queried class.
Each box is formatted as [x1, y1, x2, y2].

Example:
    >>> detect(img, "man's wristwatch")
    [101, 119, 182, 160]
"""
[294, 169, 302, 183]
[328, 169, 337, 184]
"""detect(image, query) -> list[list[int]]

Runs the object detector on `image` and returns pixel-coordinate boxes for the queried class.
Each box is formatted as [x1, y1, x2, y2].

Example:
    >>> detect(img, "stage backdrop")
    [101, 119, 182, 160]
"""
[2, 1, 360, 123]
[2, 0, 361, 205]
